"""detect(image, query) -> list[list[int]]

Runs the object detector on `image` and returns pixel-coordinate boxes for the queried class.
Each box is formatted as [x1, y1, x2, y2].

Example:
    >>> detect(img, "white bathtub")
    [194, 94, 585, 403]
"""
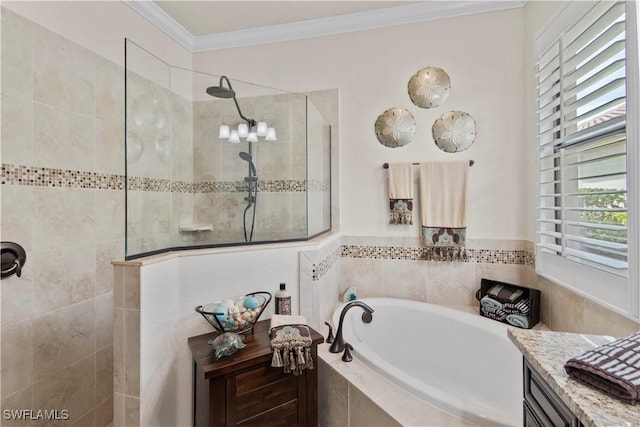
[332, 298, 523, 426]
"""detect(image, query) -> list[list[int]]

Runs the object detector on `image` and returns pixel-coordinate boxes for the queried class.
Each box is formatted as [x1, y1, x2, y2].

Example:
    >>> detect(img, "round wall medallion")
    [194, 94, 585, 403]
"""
[408, 67, 451, 109]
[374, 107, 417, 148]
[432, 110, 477, 153]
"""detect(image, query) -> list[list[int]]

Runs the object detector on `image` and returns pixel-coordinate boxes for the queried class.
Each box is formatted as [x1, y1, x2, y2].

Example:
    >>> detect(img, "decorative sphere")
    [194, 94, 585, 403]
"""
[243, 296, 260, 309]
[213, 305, 228, 322]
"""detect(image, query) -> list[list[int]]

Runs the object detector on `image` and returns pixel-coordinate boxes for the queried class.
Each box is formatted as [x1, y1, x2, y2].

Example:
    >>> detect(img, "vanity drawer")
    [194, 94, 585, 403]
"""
[524, 359, 582, 427]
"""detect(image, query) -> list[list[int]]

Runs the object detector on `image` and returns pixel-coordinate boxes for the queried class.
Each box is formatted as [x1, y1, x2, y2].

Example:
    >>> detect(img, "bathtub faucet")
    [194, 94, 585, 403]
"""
[329, 301, 374, 353]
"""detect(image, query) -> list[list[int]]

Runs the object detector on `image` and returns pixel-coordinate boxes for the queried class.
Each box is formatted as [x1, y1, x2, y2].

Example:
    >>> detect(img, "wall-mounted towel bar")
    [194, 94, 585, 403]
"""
[382, 160, 474, 169]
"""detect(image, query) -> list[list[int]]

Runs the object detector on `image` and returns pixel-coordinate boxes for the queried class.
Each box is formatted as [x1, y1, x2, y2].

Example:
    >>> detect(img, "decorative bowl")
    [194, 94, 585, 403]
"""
[195, 291, 272, 335]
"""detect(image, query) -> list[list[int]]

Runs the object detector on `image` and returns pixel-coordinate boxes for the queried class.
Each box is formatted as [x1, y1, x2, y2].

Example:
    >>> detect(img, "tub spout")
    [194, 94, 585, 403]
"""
[329, 301, 374, 353]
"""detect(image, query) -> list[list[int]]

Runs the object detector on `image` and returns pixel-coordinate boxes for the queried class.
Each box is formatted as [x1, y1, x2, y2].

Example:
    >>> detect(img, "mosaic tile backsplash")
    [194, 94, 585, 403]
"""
[311, 244, 535, 281]
[1, 163, 327, 194]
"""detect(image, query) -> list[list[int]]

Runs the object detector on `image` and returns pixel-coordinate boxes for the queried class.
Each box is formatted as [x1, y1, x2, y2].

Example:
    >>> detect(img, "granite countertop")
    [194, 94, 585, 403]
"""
[508, 328, 640, 427]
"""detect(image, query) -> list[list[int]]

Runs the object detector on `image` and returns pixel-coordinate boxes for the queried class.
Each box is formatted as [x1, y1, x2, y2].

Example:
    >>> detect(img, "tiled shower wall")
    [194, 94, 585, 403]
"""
[1, 8, 119, 425]
[301, 236, 639, 338]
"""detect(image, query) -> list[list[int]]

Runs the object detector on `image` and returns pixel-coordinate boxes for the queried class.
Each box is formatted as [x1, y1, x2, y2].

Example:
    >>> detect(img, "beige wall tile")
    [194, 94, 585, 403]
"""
[113, 393, 124, 427]
[339, 257, 383, 299]
[0, 9, 34, 100]
[1, 321, 33, 397]
[1, 94, 34, 165]
[349, 384, 401, 427]
[0, 185, 33, 253]
[426, 261, 477, 306]
[1, 271, 35, 327]
[95, 397, 114, 427]
[582, 298, 640, 337]
[33, 30, 96, 116]
[70, 409, 96, 427]
[95, 189, 125, 244]
[96, 345, 113, 404]
[32, 355, 96, 425]
[113, 308, 125, 394]
[0, 386, 32, 427]
[318, 360, 348, 427]
[32, 188, 96, 252]
[113, 266, 125, 309]
[96, 293, 114, 349]
[95, 120, 125, 175]
[124, 309, 140, 397]
[33, 103, 95, 171]
[97, 241, 122, 296]
[381, 259, 427, 301]
[30, 246, 96, 314]
[547, 282, 585, 333]
[123, 267, 140, 310]
[124, 396, 140, 427]
[32, 300, 96, 380]
[475, 263, 533, 288]
[96, 58, 124, 125]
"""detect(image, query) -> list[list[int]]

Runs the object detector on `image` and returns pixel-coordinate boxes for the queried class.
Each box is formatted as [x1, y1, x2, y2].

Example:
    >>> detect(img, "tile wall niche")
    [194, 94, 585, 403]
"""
[0, 8, 120, 426]
[301, 236, 639, 338]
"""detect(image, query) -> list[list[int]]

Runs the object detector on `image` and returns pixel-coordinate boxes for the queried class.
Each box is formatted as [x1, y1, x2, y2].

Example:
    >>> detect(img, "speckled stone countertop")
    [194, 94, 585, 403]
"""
[508, 328, 640, 427]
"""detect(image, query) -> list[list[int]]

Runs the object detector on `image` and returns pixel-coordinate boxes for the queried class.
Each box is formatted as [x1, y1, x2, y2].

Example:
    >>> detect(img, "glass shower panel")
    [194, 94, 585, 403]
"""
[125, 40, 174, 256]
[307, 100, 332, 238]
[125, 40, 332, 259]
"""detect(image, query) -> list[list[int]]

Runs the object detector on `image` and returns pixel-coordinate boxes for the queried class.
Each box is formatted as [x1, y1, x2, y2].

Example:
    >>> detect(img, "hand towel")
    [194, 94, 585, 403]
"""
[388, 162, 414, 225]
[480, 295, 504, 311]
[269, 315, 314, 376]
[487, 283, 524, 303]
[565, 332, 640, 402]
[419, 161, 468, 246]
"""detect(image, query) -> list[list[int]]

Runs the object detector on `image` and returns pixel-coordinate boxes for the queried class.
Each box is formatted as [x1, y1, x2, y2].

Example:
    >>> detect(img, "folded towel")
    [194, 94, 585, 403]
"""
[565, 332, 640, 402]
[506, 314, 529, 329]
[270, 315, 314, 376]
[480, 295, 504, 311]
[419, 161, 468, 246]
[487, 283, 524, 303]
[388, 163, 414, 225]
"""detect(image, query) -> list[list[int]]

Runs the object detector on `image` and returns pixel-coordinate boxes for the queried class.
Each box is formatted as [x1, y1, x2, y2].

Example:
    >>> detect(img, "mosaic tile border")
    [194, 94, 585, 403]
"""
[1, 164, 324, 194]
[311, 244, 536, 281]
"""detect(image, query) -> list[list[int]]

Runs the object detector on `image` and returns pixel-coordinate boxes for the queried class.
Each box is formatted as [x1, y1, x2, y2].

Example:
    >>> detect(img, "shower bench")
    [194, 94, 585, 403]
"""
[188, 320, 324, 427]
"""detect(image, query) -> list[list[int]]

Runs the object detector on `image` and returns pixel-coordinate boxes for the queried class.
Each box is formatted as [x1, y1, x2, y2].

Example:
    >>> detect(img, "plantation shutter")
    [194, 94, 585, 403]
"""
[536, 0, 628, 276]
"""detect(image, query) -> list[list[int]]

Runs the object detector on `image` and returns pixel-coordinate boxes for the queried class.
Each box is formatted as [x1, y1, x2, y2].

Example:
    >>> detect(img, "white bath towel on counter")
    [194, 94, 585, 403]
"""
[419, 161, 468, 246]
[388, 162, 414, 225]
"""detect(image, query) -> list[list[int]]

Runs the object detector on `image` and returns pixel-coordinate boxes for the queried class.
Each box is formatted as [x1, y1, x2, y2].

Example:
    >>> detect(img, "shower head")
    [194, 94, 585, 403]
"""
[206, 75, 256, 127]
[206, 75, 236, 99]
[206, 86, 235, 98]
[239, 151, 257, 177]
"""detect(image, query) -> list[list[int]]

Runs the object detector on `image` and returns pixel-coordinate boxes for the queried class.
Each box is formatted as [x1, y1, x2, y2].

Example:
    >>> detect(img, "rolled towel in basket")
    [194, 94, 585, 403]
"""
[487, 283, 523, 303]
[506, 314, 529, 329]
[481, 295, 504, 311]
[480, 304, 507, 321]
[503, 299, 530, 315]
[564, 332, 640, 402]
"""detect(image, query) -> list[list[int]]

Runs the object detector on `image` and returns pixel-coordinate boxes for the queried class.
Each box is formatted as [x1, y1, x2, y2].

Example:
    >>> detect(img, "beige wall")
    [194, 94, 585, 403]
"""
[194, 8, 530, 241]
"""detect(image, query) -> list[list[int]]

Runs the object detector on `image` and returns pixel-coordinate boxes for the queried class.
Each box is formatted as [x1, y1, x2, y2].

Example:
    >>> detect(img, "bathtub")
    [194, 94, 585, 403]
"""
[332, 298, 523, 426]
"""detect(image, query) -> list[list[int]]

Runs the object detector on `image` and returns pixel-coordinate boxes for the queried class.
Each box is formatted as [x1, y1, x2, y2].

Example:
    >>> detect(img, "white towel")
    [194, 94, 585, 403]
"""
[388, 162, 414, 225]
[419, 161, 468, 246]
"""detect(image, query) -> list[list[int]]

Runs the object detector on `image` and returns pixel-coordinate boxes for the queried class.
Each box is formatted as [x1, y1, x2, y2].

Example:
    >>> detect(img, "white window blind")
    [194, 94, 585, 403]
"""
[536, 0, 628, 278]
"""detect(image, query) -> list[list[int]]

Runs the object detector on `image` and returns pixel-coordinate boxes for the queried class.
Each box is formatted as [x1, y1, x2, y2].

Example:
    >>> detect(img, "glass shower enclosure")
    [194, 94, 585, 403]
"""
[124, 40, 331, 259]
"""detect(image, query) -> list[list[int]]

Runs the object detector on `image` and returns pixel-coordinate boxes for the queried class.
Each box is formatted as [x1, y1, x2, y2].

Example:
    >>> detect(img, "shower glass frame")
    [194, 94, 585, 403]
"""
[124, 39, 331, 259]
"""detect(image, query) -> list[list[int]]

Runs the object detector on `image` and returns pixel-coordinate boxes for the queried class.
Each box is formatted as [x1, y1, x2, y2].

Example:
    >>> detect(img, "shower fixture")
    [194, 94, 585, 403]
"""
[206, 75, 275, 242]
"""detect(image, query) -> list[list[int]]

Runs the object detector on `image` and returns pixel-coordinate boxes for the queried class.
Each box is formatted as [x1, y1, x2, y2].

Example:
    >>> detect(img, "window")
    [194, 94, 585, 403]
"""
[535, 0, 639, 317]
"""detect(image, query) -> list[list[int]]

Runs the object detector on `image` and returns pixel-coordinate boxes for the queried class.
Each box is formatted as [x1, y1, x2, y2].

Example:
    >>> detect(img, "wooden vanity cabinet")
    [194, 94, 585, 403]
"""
[523, 359, 584, 427]
[188, 320, 324, 427]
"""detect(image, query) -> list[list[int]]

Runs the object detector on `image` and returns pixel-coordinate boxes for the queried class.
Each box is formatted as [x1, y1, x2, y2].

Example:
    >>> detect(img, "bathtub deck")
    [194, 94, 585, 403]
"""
[318, 343, 478, 427]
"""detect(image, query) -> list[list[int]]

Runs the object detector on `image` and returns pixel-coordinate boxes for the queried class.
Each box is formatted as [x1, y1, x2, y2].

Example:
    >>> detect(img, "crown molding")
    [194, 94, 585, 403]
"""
[125, 1, 526, 53]
[125, 0, 194, 51]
